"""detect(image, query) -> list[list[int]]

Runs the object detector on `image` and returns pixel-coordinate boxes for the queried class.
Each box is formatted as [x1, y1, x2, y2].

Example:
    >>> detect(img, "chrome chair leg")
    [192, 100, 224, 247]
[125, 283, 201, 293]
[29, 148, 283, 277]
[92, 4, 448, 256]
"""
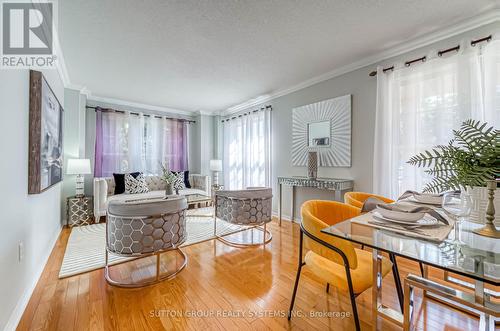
[403, 279, 414, 331]
[105, 248, 187, 288]
[216, 223, 272, 247]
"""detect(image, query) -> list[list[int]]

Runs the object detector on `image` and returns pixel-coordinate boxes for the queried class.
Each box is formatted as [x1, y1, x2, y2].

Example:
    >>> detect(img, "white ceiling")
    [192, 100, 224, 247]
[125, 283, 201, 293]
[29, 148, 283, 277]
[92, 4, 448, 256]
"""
[59, 0, 497, 113]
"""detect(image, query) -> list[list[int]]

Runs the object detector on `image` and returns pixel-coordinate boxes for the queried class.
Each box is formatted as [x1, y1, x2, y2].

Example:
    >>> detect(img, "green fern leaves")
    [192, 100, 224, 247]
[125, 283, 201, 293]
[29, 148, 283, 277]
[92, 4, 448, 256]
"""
[407, 119, 499, 193]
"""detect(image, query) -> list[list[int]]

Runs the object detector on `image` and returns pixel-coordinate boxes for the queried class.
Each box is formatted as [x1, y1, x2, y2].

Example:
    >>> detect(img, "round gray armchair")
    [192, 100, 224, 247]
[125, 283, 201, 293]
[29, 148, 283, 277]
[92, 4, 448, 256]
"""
[105, 196, 188, 287]
[214, 187, 273, 247]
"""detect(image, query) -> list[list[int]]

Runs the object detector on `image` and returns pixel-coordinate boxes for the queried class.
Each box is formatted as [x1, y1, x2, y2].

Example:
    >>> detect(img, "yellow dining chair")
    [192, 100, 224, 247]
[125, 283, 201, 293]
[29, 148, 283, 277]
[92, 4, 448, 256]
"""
[288, 200, 393, 331]
[344, 191, 394, 209]
[344, 191, 425, 307]
[344, 191, 394, 250]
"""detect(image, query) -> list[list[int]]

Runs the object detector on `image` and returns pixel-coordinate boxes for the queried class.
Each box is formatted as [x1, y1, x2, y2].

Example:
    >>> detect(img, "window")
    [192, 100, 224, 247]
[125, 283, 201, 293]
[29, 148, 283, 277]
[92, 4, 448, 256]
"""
[374, 41, 500, 198]
[222, 109, 271, 189]
[94, 110, 188, 177]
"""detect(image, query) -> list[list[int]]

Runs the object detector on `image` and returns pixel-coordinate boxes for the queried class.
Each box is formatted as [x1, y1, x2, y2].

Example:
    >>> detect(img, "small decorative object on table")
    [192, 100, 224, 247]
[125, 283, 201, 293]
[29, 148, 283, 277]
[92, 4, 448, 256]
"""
[160, 161, 176, 196]
[473, 179, 500, 238]
[307, 151, 318, 179]
[67, 195, 93, 226]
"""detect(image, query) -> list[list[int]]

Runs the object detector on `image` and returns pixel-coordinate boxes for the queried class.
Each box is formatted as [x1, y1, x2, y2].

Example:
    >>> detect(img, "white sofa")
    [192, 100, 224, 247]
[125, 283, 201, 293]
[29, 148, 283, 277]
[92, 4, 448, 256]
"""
[93, 174, 211, 220]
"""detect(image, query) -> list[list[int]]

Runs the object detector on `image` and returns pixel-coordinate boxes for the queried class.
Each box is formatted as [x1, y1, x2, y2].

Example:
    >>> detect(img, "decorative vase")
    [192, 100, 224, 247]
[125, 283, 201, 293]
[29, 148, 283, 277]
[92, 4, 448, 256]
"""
[466, 185, 500, 225]
[165, 183, 173, 196]
[307, 151, 318, 179]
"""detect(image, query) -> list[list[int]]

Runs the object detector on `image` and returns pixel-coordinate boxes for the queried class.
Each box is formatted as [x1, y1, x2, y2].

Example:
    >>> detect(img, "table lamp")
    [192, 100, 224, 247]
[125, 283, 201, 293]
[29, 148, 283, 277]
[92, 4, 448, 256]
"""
[67, 158, 91, 197]
[210, 159, 222, 185]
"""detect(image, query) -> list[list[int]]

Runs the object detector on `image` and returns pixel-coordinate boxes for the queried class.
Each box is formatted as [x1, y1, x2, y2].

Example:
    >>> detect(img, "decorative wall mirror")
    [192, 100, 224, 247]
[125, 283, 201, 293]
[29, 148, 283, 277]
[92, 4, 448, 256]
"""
[308, 121, 331, 147]
[292, 94, 351, 167]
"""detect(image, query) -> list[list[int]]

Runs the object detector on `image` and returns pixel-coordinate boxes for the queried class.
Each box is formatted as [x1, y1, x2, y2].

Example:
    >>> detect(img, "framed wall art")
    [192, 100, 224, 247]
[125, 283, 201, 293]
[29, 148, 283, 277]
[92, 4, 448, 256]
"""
[28, 70, 64, 194]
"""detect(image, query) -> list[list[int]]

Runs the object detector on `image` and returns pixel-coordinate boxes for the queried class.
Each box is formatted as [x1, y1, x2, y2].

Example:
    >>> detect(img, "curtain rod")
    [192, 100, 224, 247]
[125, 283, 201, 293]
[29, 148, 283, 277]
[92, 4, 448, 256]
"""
[368, 34, 492, 77]
[86, 106, 196, 123]
[221, 105, 272, 123]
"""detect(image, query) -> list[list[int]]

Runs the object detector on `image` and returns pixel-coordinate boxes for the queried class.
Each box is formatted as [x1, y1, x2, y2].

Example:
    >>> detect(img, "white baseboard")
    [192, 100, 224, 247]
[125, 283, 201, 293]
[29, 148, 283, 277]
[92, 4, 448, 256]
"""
[272, 212, 300, 223]
[4, 225, 63, 331]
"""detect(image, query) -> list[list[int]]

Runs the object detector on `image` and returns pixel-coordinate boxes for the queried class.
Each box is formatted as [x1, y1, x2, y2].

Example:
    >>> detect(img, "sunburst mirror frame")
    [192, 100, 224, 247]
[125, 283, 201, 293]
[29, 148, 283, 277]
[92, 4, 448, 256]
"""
[292, 94, 351, 167]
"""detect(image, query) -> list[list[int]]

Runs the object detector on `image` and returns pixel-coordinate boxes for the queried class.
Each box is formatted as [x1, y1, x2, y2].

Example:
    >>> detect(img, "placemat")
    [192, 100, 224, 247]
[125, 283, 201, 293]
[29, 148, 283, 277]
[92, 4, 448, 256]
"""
[352, 211, 454, 242]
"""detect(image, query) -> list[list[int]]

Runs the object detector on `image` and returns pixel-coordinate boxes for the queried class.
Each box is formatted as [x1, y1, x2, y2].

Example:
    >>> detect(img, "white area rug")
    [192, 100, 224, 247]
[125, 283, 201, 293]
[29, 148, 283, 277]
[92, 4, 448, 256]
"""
[59, 208, 242, 278]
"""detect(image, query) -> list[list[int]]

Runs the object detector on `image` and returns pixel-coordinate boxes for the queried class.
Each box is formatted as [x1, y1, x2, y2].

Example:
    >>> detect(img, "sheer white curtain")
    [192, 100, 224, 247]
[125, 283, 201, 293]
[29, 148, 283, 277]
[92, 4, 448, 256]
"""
[374, 40, 500, 199]
[95, 111, 189, 177]
[223, 109, 271, 189]
[144, 115, 166, 174]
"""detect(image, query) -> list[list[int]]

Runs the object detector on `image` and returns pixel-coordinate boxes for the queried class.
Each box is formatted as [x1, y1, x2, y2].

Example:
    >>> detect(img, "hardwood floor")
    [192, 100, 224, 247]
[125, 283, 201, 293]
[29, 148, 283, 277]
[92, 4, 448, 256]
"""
[17, 219, 481, 331]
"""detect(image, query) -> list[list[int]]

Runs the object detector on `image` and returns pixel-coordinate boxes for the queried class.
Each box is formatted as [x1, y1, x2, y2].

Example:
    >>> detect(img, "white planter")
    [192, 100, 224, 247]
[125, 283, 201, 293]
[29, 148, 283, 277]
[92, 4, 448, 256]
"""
[466, 186, 500, 225]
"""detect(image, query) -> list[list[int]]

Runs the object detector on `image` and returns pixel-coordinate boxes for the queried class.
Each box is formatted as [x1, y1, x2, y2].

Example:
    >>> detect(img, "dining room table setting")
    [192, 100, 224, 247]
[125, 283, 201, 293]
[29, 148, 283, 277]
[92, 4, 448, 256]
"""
[321, 185, 500, 331]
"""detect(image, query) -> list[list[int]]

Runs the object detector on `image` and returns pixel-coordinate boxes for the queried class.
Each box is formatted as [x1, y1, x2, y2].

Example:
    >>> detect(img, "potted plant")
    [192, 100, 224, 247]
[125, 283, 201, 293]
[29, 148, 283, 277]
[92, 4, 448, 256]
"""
[160, 161, 177, 196]
[408, 119, 499, 222]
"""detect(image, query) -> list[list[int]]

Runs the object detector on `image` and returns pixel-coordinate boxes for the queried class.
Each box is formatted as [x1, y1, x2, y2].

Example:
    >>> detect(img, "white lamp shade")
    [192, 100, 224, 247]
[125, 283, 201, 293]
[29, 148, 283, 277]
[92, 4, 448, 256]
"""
[67, 159, 91, 175]
[210, 159, 222, 172]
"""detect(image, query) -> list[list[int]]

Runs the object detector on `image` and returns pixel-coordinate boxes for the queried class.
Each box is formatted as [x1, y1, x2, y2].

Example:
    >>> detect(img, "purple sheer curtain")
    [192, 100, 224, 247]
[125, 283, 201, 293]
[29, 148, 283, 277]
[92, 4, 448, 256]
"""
[165, 119, 188, 171]
[94, 109, 189, 177]
[94, 108, 103, 177]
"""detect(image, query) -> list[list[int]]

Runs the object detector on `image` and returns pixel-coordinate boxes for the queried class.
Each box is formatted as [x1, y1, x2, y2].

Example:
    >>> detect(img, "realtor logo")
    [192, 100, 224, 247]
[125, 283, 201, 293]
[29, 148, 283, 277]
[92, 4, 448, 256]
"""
[1, 2, 56, 68]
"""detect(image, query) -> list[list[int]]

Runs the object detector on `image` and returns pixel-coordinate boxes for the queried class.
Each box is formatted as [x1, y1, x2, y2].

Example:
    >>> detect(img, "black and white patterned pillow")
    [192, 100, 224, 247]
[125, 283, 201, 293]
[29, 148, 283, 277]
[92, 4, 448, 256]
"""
[125, 173, 149, 194]
[172, 172, 186, 190]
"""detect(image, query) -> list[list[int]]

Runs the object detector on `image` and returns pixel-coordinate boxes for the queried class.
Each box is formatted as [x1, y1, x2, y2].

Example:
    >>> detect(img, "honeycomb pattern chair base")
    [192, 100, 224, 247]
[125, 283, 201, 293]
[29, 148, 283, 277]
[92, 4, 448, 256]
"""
[215, 223, 272, 247]
[214, 188, 273, 248]
[105, 196, 188, 288]
[104, 247, 187, 288]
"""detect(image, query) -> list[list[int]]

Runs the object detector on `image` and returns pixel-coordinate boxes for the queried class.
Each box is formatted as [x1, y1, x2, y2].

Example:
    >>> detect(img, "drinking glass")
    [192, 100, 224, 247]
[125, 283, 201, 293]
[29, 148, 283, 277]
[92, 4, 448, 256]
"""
[442, 192, 472, 244]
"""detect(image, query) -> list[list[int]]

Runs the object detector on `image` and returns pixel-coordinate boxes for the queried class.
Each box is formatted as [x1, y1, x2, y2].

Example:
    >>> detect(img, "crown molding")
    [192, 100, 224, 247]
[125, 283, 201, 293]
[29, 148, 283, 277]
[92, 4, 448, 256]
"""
[196, 110, 216, 116]
[87, 95, 195, 116]
[223, 9, 500, 115]
[65, 84, 92, 98]
[29, 0, 70, 87]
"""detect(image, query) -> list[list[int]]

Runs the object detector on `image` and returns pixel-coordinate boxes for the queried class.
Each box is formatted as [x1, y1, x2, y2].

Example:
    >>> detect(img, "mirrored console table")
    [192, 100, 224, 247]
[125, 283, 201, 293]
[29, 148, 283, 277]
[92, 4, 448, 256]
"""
[277, 176, 354, 225]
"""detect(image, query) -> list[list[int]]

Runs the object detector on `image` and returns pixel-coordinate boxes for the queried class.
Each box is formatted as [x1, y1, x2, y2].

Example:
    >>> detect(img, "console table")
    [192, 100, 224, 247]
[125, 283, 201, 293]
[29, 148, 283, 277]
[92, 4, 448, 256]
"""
[277, 176, 354, 225]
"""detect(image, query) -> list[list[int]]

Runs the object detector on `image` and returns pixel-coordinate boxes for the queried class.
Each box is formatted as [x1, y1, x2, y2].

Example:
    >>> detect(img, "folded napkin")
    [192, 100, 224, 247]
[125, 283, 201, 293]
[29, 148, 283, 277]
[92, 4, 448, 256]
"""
[361, 197, 387, 213]
[397, 190, 460, 201]
[361, 198, 449, 225]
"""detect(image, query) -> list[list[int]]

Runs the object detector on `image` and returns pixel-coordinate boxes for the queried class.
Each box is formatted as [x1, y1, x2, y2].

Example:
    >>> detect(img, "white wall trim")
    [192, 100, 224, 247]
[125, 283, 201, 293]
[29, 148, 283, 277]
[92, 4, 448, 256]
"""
[197, 110, 214, 116]
[87, 95, 196, 116]
[271, 212, 298, 223]
[223, 9, 500, 115]
[4, 225, 63, 331]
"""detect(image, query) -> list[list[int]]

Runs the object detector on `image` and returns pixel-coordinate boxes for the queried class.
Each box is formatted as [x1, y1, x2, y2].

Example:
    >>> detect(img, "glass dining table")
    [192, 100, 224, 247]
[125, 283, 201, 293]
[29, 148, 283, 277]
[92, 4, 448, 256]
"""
[321, 217, 500, 330]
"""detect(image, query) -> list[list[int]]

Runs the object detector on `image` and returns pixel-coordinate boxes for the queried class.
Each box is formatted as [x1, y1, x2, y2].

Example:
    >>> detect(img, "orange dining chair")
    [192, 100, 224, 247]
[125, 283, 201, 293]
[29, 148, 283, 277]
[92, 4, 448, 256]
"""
[344, 191, 394, 209]
[288, 200, 394, 331]
[344, 191, 425, 303]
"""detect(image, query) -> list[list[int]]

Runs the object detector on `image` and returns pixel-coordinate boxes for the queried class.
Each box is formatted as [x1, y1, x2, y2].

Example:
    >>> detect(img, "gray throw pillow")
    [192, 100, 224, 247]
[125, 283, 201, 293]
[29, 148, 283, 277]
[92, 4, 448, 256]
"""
[125, 173, 149, 194]
[173, 172, 186, 190]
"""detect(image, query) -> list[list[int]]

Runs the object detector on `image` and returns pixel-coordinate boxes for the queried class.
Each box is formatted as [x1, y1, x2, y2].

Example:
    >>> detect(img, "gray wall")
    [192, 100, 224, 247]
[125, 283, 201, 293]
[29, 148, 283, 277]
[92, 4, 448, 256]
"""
[199, 114, 216, 176]
[229, 22, 500, 221]
[61, 88, 87, 222]
[0, 68, 64, 330]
